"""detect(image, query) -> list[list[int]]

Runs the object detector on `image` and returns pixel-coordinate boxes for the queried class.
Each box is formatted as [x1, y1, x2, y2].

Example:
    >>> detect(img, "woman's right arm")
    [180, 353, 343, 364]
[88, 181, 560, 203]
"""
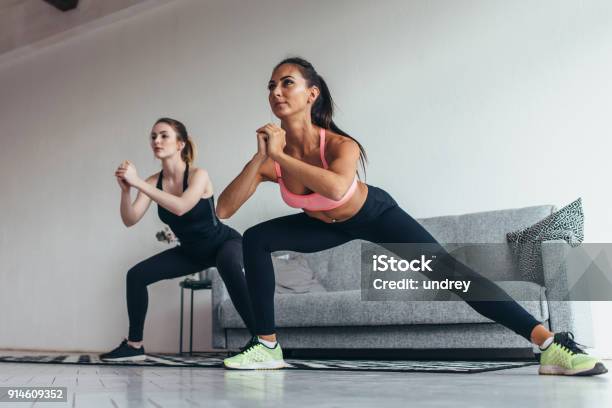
[216, 152, 270, 219]
[118, 174, 157, 227]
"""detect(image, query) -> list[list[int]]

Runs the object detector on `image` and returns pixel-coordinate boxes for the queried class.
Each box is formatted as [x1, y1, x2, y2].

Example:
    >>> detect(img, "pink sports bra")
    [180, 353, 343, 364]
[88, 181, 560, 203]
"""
[274, 128, 358, 212]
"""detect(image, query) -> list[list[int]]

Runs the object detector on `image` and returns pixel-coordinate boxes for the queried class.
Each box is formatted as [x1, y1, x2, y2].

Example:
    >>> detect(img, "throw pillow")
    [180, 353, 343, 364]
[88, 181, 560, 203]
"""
[506, 198, 584, 283]
[272, 252, 326, 294]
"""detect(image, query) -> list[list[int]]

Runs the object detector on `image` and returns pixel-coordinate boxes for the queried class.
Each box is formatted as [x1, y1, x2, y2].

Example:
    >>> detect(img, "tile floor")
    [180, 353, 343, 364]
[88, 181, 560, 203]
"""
[0, 355, 610, 408]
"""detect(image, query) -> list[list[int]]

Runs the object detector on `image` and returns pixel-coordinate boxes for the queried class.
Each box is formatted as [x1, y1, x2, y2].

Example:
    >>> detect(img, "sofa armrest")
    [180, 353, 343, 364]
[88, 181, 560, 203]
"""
[541, 240, 594, 346]
[211, 267, 229, 349]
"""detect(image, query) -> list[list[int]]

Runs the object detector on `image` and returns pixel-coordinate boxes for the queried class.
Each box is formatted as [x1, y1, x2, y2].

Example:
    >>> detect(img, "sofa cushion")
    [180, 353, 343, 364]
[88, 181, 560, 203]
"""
[273, 253, 326, 294]
[218, 281, 548, 329]
[417, 205, 556, 282]
[312, 241, 361, 292]
[419, 205, 555, 244]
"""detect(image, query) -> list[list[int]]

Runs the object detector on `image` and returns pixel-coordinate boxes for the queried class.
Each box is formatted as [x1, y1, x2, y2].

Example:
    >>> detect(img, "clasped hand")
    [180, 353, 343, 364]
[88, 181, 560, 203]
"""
[256, 123, 286, 160]
[115, 160, 140, 190]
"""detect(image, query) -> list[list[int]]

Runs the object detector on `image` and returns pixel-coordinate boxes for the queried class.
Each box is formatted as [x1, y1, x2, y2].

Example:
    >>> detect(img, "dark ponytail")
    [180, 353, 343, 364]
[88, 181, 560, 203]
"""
[274, 57, 368, 178]
[154, 117, 197, 165]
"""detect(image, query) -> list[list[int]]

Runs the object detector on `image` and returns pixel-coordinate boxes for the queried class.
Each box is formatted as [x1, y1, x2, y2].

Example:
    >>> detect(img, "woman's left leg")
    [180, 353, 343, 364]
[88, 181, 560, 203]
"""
[214, 237, 257, 336]
[351, 204, 542, 341]
[355, 203, 607, 375]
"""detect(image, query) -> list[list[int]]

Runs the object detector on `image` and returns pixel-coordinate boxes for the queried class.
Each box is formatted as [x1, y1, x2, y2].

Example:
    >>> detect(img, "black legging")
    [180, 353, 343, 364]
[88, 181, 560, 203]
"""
[242, 185, 541, 341]
[126, 237, 256, 342]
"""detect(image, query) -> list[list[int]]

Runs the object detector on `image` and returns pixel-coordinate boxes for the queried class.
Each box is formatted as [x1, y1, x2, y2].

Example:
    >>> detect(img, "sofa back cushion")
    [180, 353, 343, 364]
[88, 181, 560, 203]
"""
[420, 204, 555, 282]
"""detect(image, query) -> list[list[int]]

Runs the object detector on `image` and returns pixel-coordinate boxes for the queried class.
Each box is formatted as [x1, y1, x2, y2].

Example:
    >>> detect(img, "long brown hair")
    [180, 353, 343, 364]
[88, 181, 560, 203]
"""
[274, 57, 368, 178]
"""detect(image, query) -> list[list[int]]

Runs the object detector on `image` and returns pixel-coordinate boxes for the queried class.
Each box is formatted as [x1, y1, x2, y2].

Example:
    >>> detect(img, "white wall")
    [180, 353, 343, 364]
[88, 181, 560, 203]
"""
[0, 0, 152, 55]
[0, 0, 610, 355]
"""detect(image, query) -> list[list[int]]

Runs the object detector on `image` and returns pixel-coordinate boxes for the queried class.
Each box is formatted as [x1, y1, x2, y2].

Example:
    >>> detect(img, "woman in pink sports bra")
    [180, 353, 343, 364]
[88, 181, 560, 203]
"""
[273, 126, 359, 212]
[216, 57, 605, 376]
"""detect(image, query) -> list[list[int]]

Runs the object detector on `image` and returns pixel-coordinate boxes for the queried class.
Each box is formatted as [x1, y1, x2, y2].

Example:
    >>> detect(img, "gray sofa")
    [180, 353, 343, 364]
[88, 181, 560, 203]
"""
[211, 204, 593, 354]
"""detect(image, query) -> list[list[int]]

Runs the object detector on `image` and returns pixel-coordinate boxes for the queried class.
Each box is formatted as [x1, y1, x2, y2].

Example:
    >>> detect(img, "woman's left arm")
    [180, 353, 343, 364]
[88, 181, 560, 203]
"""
[274, 140, 359, 201]
[120, 162, 210, 216]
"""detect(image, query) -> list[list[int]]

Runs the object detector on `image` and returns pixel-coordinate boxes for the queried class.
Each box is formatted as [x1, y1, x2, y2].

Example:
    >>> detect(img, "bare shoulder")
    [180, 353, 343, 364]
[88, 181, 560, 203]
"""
[145, 172, 160, 185]
[188, 167, 212, 191]
[189, 166, 210, 180]
[324, 130, 360, 158]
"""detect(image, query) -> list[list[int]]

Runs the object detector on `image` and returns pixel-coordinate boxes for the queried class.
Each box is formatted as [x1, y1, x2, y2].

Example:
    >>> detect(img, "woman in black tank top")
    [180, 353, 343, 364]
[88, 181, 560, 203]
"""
[99, 117, 255, 362]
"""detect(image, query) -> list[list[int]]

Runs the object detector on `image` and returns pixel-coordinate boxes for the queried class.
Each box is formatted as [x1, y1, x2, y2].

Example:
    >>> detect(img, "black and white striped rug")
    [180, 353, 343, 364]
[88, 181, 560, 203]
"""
[0, 353, 537, 373]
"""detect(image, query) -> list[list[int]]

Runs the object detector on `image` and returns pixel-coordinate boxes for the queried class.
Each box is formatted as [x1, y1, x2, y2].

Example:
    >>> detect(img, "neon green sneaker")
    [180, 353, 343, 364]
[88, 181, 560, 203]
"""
[539, 332, 607, 376]
[224, 337, 286, 370]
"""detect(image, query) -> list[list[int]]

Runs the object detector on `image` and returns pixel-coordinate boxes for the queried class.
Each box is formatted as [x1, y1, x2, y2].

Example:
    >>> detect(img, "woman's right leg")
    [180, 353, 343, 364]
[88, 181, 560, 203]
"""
[224, 213, 352, 369]
[101, 247, 204, 361]
[126, 247, 203, 342]
[242, 213, 352, 336]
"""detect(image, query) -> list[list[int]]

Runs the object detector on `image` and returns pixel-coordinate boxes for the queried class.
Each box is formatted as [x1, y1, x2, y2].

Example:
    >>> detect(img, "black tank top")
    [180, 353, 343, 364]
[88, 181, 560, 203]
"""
[156, 164, 222, 244]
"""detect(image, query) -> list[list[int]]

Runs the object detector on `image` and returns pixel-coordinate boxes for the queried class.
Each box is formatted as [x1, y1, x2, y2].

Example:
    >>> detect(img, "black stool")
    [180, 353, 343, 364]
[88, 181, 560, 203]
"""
[179, 276, 212, 355]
